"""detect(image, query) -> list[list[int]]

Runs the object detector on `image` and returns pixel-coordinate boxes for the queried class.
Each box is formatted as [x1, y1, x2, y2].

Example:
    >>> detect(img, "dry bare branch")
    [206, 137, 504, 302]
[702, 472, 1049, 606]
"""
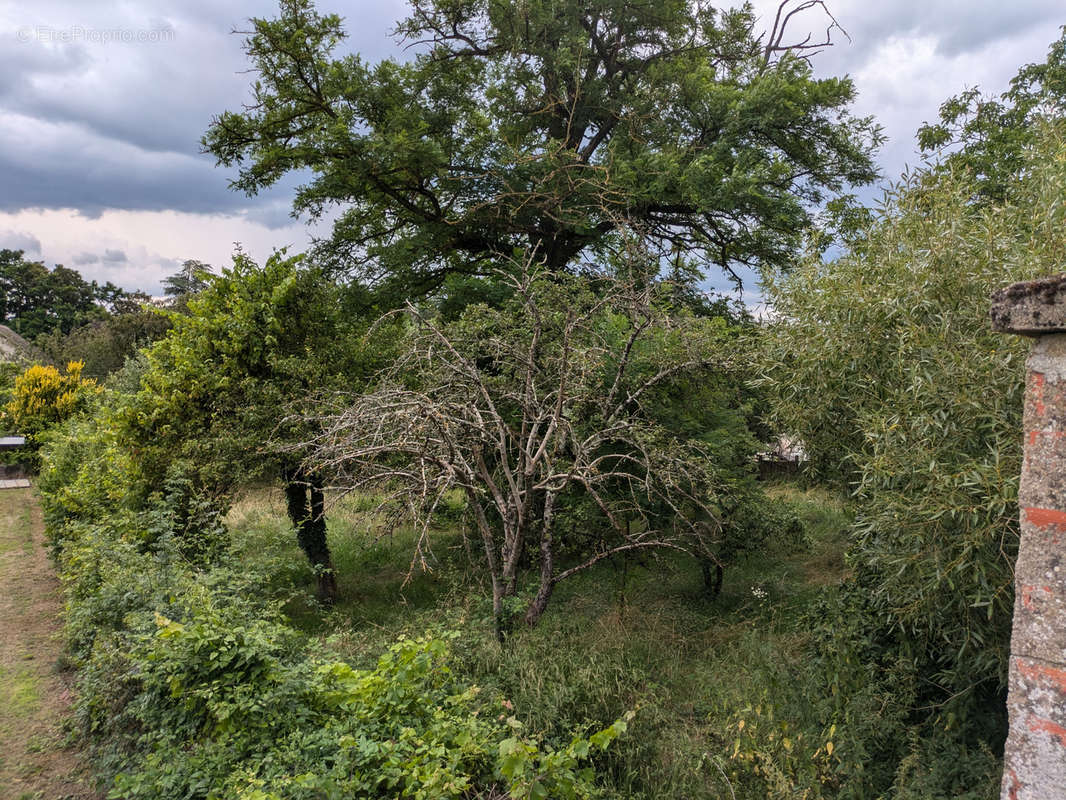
[285, 256, 744, 634]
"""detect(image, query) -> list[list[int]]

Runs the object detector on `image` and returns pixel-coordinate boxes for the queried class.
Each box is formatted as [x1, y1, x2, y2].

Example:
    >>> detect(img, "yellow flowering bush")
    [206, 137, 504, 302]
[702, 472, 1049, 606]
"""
[4, 361, 98, 438]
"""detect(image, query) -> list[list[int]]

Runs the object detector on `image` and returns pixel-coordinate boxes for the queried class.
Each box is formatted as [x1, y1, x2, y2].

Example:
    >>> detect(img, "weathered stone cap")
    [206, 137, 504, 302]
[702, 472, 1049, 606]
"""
[991, 274, 1066, 336]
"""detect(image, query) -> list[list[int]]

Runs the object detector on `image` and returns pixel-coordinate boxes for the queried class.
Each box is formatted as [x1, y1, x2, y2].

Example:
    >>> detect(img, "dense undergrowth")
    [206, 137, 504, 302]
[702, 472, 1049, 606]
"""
[37, 373, 883, 799]
[37, 381, 1005, 798]
[225, 483, 866, 800]
[36, 400, 632, 799]
[227, 480, 1006, 800]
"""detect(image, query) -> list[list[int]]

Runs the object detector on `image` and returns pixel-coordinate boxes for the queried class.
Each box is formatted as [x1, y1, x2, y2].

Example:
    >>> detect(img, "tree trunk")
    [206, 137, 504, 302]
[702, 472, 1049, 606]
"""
[465, 487, 507, 642]
[701, 559, 724, 598]
[502, 522, 522, 597]
[524, 492, 557, 627]
[492, 584, 505, 643]
[524, 575, 555, 627]
[283, 466, 337, 606]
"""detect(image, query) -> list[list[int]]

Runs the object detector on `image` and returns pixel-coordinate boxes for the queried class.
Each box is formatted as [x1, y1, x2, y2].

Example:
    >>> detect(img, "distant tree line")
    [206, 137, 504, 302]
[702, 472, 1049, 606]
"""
[0, 248, 129, 338]
[0, 249, 213, 378]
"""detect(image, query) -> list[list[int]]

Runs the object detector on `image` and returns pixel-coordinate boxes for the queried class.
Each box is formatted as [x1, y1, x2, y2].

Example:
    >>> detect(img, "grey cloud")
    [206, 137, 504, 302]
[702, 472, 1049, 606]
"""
[241, 198, 301, 229]
[2, 0, 409, 158]
[72, 252, 99, 264]
[102, 248, 127, 263]
[0, 0, 406, 218]
[0, 111, 307, 220]
[3, 0, 1064, 229]
[851, 1, 1064, 58]
[747, 1, 1065, 81]
[0, 230, 43, 255]
[2, 22, 259, 156]
[738, 0, 1066, 189]
[0, 149, 239, 216]
[0, 31, 90, 95]
[155, 256, 183, 273]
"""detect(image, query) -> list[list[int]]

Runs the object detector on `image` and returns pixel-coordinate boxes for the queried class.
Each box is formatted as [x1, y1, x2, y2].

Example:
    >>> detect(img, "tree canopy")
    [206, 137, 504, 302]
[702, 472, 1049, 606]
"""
[205, 0, 881, 297]
[918, 26, 1066, 204]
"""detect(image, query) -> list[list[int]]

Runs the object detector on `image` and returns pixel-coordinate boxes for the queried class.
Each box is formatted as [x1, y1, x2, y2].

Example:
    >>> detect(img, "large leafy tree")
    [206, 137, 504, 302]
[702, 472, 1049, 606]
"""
[760, 122, 1066, 795]
[204, 0, 881, 296]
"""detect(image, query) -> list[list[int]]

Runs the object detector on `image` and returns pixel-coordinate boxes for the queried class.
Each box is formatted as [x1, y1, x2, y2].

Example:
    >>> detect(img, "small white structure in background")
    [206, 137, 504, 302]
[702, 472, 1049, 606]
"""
[755, 435, 808, 477]
[0, 330, 37, 487]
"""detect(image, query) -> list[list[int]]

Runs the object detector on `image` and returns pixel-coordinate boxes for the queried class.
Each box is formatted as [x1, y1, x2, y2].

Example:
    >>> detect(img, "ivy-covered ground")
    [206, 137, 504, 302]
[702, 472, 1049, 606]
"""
[0, 488, 97, 800]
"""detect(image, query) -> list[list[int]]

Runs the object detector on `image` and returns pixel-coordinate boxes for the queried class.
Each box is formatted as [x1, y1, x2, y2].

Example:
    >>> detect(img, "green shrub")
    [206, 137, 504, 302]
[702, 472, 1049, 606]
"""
[114, 624, 629, 800]
[39, 380, 629, 799]
[36, 387, 143, 543]
[3, 360, 98, 470]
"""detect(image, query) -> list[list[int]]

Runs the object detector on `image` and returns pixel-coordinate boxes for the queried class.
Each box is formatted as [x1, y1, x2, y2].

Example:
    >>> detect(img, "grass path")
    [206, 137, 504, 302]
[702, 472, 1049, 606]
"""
[0, 488, 98, 800]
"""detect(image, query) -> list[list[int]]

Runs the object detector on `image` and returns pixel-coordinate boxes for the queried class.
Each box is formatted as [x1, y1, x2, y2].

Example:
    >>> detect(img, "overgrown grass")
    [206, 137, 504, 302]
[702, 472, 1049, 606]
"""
[227, 481, 852, 799]
[229, 489, 480, 634]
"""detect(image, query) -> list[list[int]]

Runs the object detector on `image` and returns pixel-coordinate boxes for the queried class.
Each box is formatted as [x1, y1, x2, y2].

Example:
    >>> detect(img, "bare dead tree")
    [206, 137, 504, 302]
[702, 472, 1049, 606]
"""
[290, 260, 743, 636]
[760, 0, 850, 65]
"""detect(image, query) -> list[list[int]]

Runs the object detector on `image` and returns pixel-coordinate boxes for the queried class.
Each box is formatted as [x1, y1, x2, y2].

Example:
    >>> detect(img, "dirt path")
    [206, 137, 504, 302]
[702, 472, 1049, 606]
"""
[0, 488, 98, 800]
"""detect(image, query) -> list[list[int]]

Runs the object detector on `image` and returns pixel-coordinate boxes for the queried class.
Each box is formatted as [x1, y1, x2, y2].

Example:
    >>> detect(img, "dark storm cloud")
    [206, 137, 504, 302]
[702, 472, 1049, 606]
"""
[0, 29, 88, 93]
[2, 0, 1064, 226]
[0, 0, 407, 217]
[0, 107, 309, 223]
[0, 137, 243, 217]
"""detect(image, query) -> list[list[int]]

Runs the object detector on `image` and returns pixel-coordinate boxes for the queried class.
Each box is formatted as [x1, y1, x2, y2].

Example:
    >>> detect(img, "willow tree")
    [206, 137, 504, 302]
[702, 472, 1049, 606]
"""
[205, 0, 880, 296]
[759, 122, 1066, 795]
[918, 27, 1066, 205]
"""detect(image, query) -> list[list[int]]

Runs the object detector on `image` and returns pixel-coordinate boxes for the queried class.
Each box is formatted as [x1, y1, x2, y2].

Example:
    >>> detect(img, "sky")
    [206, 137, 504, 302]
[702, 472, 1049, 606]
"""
[0, 0, 1063, 296]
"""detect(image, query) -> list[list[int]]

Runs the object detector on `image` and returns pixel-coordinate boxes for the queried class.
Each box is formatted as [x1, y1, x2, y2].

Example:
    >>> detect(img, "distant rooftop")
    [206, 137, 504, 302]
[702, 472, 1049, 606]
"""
[0, 325, 44, 363]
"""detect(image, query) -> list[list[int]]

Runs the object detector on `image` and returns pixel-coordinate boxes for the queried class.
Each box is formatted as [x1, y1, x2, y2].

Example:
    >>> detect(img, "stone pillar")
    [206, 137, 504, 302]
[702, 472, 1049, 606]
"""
[991, 275, 1066, 799]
